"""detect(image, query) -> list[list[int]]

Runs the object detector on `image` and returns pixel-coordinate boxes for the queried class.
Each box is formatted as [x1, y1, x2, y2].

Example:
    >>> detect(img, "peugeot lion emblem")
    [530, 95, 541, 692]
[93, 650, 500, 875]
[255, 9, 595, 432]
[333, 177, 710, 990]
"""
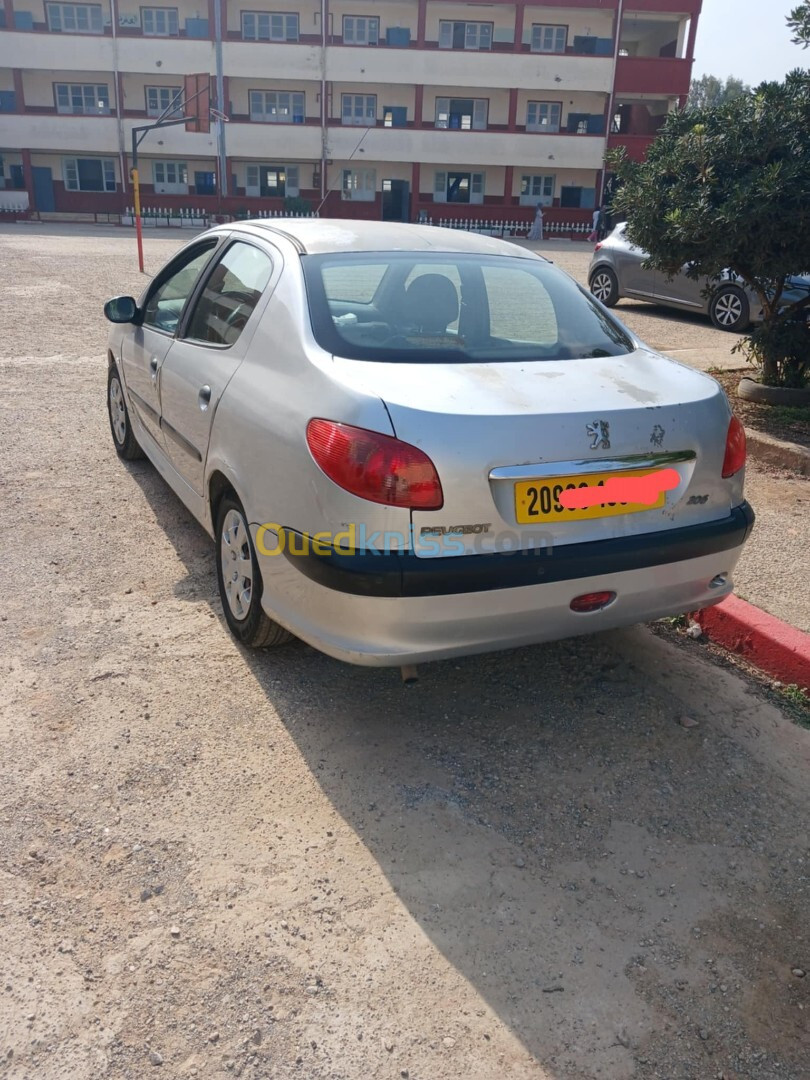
[586, 420, 610, 450]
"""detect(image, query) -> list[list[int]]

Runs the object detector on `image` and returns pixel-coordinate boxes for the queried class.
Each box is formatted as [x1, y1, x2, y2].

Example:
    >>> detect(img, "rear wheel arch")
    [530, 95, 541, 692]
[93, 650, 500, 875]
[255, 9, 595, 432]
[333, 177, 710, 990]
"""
[208, 470, 238, 534]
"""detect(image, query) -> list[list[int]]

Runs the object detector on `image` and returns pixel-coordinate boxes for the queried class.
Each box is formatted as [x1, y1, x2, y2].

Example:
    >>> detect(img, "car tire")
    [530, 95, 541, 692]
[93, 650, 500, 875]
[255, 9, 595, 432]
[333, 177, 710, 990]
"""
[709, 286, 750, 332]
[215, 494, 293, 649]
[107, 363, 145, 461]
[589, 267, 620, 307]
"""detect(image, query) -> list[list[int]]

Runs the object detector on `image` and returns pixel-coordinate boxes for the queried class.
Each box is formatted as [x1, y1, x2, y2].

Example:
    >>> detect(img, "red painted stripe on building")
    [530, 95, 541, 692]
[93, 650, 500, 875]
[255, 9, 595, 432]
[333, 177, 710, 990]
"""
[694, 595, 810, 692]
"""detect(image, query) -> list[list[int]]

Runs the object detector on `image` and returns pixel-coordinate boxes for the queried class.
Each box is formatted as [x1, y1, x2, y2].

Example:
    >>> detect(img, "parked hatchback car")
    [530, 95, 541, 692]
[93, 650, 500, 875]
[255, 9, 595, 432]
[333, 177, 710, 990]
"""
[105, 220, 753, 668]
[588, 221, 810, 332]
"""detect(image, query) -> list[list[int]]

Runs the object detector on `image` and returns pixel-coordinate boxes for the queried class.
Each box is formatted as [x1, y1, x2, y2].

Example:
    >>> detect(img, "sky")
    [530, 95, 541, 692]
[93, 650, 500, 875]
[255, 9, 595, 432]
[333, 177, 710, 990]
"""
[691, 0, 807, 85]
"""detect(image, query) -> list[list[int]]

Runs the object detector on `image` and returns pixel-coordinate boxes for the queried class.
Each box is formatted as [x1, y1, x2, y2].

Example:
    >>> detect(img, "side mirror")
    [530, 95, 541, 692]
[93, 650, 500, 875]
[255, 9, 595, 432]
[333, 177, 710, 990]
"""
[104, 296, 138, 323]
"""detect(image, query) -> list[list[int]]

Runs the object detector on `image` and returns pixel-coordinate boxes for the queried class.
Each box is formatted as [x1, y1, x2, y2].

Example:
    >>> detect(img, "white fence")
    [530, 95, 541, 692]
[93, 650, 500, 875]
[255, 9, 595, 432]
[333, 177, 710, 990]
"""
[0, 191, 29, 213]
[120, 207, 320, 227]
[426, 217, 592, 238]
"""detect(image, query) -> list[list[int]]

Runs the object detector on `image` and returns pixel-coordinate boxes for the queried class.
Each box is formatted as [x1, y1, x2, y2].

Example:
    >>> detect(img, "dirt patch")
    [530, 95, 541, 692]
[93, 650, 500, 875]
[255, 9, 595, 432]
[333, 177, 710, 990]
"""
[711, 368, 810, 450]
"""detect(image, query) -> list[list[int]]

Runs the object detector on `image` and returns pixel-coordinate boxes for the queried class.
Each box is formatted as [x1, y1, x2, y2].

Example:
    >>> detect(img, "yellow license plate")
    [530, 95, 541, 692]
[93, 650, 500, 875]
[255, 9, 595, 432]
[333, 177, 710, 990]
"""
[514, 468, 667, 524]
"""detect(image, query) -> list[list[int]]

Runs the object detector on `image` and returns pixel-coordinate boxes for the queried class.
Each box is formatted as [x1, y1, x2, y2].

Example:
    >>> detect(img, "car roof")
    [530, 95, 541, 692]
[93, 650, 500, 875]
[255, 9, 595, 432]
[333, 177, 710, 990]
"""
[229, 218, 542, 259]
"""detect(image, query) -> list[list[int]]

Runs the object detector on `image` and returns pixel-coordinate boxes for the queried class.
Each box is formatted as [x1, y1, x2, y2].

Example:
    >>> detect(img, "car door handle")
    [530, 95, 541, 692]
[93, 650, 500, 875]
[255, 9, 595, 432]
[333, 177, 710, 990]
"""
[149, 356, 159, 380]
[198, 385, 211, 410]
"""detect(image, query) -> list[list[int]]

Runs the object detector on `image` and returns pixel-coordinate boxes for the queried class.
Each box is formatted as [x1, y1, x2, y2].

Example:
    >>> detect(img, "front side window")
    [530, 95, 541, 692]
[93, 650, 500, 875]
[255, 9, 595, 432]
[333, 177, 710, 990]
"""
[55, 83, 109, 114]
[302, 252, 633, 363]
[342, 168, 375, 201]
[438, 20, 492, 50]
[142, 244, 217, 334]
[63, 156, 116, 191]
[527, 101, 562, 133]
[46, 3, 103, 33]
[343, 15, 379, 44]
[520, 174, 554, 206]
[435, 97, 487, 131]
[249, 90, 305, 123]
[531, 24, 567, 53]
[186, 242, 274, 346]
[341, 94, 376, 127]
[241, 11, 299, 41]
[146, 85, 182, 117]
[142, 7, 179, 36]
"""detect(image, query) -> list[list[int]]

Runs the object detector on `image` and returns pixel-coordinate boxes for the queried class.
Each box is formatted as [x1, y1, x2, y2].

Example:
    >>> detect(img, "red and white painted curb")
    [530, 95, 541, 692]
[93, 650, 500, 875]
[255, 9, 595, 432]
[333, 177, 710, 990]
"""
[692, 595, 810, 693]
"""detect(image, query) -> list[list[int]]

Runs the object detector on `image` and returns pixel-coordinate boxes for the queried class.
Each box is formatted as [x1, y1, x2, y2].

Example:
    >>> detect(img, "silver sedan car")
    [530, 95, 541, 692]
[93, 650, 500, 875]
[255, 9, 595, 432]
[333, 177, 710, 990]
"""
[589, 221, 810, 332]
[105, 220, 753, 667]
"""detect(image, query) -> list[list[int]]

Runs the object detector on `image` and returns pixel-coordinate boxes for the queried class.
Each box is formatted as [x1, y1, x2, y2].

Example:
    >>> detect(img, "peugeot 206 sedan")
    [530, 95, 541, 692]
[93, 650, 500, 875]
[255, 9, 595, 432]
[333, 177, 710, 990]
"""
[104, 220, 753, 667]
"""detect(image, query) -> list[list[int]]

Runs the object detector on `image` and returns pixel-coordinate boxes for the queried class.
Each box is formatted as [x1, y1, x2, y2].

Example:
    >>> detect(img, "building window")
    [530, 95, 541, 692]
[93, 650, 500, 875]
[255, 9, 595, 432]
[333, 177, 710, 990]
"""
[63, 157, 116, 192]
[46, 3, 103, 33]
[342, 168, 376, 201]
[530, 25, 567, 53]
[520, 174, 554, 206]
[341, 94, 376, 127]
[142, 7, 179, 37]
[527, 101, 562, 133]
[146, 85, 182, 118]
[433, 170, 485, 204]
[438, 21, 492, 51]
[245, 164, 299, 197]
[435, 97, 488, 131]
[249, 91, 305, 123]
[241, 11, 299, 41]
[342, 15, 379, 45]
[55, 83, 110, 115]
[383, 106, 407, 128]
[153, 160, 188, 194]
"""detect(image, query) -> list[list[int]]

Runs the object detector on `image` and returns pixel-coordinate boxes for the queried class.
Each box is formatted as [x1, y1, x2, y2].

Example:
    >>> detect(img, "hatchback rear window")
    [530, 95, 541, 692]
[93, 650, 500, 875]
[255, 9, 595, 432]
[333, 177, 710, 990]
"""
[302, 251, 632, 363]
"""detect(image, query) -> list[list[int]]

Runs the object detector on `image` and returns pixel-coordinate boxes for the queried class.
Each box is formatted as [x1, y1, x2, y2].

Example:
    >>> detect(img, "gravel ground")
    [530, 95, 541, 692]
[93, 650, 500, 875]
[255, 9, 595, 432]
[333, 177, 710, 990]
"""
[1, 224, 808, 1080]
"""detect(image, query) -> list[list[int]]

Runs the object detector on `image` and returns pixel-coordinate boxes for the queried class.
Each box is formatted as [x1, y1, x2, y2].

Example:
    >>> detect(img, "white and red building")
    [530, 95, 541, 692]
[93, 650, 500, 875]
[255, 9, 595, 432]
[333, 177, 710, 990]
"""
[0, 0, 702, 224]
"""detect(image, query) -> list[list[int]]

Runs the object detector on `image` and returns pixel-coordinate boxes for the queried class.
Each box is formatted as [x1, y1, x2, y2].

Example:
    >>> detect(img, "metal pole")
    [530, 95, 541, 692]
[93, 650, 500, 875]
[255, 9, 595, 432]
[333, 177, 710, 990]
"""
[599, 0, 625, 208]
[214, 0, 227, 207]
[320, 0, 327, 205]
[131, 128, 145, 273]
[110, 0, 127, 216]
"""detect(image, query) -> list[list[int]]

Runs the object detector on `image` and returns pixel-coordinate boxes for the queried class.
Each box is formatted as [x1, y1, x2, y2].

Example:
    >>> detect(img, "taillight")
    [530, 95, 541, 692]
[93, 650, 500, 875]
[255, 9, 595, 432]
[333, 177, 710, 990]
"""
[594, 242, 603, 252]
[722, 415, 746, 477]
[306, 419, 444, 510]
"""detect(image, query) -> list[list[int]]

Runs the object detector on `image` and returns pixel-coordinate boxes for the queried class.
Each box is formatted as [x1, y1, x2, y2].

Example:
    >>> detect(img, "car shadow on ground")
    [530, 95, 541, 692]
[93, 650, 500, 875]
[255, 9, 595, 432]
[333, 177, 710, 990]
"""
[125, 457, 809, 1077]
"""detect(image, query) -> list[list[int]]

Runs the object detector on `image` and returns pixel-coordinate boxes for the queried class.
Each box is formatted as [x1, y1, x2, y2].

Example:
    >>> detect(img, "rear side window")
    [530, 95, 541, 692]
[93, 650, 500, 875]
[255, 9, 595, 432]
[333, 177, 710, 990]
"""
[186, 242, 273, 346]
[302, 251, 632, 363]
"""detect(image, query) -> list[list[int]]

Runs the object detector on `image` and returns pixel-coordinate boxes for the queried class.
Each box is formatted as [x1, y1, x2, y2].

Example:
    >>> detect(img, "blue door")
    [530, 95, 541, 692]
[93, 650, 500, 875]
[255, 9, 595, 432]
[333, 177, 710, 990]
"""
[32, 167, 55, 212]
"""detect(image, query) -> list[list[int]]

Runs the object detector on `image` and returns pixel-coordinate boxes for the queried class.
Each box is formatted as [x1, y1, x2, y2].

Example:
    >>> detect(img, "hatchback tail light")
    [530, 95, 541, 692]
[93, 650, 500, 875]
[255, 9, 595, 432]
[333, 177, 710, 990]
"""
[306, 419, 444, 510]
[593, 242, 603, 252]
[722, 415, 746, 477]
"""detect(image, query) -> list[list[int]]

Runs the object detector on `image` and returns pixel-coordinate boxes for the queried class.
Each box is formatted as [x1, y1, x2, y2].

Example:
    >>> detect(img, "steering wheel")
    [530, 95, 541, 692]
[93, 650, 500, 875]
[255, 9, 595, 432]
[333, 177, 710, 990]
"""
[221, 290, 257, 332]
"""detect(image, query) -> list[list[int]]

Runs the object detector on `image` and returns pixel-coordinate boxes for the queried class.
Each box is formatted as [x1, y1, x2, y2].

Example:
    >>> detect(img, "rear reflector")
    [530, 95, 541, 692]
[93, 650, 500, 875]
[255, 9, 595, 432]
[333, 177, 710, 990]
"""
[722, 415, 746, 477]
[306, 418, 444, 510]
[570, 591, 616, 613]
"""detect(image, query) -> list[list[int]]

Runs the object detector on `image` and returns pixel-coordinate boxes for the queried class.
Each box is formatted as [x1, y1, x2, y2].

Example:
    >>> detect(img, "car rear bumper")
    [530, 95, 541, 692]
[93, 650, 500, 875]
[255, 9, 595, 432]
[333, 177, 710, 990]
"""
[252, 504, 753, 666]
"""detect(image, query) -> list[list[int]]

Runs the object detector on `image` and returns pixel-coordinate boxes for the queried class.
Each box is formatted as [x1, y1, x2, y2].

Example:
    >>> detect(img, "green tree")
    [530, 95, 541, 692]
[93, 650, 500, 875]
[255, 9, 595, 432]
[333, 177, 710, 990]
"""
[608, 71, 810, 388]
[788, 3, 810, 47]
[688, 74, 750, 109]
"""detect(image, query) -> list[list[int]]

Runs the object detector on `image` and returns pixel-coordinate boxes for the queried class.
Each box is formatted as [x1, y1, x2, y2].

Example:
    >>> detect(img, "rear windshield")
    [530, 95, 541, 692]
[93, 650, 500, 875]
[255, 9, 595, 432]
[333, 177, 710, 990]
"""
[301, 251, 633, 363]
